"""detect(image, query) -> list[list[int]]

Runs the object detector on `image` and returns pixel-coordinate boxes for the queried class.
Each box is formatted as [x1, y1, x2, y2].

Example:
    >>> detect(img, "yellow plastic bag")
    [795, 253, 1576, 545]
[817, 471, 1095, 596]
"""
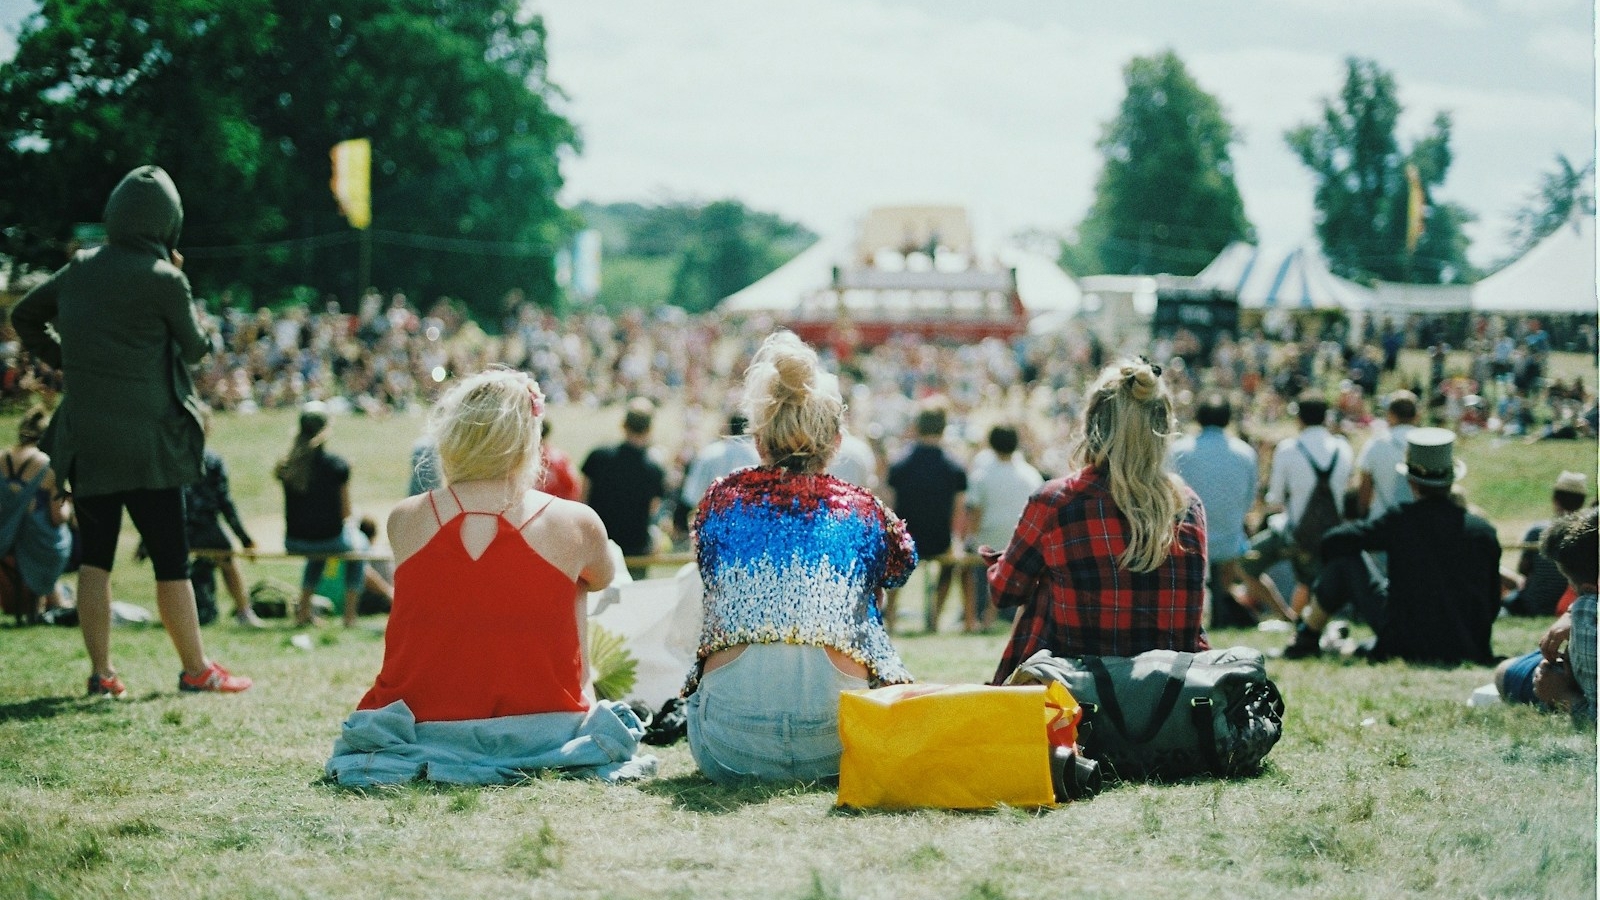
[836, 682, 1078, 810]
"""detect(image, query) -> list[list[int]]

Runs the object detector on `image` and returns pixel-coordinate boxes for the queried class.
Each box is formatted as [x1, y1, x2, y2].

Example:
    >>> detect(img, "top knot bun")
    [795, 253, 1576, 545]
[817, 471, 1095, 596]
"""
[770, 348, 814, 403]
[1122, 363, 1159, 402]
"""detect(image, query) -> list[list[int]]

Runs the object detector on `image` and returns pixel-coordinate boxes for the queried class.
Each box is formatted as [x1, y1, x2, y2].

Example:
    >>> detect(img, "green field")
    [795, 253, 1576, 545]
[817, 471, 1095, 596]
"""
[0, 363, 1594, 899]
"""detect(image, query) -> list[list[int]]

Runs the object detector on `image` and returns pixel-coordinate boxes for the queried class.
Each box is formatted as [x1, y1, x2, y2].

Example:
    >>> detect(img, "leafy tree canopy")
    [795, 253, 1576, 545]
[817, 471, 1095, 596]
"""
[575, 199, 815, 313]
[1065, 50, 1253, 277]
[0, 0, 577, 321]
[1285, 57, 1474, 284]
[1502, 153, 1595, 266]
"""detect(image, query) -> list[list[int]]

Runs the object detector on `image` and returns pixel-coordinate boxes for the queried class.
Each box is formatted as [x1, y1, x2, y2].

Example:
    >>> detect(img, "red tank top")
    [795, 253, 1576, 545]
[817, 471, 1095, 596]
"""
[357, 490, 588, 721]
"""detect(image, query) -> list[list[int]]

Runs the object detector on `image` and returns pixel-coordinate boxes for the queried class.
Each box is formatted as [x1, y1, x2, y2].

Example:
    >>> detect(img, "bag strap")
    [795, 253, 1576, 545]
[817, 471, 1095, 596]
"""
[1084, 652, 1194, 745]
[1295, 441, 1336, 482]
[1188, 695, 1225, 776]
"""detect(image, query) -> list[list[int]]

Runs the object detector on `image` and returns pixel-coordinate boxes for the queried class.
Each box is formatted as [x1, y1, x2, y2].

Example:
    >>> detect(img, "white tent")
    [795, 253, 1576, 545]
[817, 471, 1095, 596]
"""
[1471, 215, 1597, 314]
[719, 233, 852, 314]
[718, 234, 1081, 318]
[1195, 241, 1373, 311]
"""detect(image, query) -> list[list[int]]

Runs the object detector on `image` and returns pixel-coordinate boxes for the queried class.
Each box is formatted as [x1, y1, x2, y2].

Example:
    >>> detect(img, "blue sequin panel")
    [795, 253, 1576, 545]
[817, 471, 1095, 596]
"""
[685, 468, 916, 694]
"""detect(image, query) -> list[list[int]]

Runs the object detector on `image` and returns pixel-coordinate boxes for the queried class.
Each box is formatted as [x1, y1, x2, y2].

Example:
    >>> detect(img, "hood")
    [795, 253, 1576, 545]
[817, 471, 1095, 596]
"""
[103, 165, 183, 257]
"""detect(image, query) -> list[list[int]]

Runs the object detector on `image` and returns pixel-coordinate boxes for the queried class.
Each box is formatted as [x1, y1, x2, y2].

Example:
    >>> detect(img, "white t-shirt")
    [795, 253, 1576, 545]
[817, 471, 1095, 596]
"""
[966, 455, 1045, 550]
[1265, 426, 1355, 530]
[1355, 422, 1414, 521]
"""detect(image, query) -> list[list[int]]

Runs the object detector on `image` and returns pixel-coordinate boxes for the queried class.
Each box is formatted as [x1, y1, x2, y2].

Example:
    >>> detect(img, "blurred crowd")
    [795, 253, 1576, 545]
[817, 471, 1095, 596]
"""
[0, 287, 1593, 490]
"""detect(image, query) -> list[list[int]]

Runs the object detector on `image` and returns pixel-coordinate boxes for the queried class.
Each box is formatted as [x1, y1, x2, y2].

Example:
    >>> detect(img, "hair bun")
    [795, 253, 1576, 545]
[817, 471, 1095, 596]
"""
[771, 351, 813, 403]
[1122, 363, 1159, 402]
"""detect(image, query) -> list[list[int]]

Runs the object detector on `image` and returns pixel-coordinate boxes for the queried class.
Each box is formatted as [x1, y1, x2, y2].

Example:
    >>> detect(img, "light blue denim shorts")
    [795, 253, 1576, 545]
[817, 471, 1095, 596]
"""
[686, 643, 869, 785]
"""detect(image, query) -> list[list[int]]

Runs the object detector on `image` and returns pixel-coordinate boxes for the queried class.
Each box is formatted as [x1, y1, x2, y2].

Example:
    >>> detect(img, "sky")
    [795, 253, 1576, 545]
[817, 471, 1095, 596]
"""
[2, 0, 1593, 270]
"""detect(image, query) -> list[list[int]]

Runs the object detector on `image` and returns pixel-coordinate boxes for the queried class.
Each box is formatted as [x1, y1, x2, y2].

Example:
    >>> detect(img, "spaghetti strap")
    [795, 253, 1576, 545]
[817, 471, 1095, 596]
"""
[517, 494, 557, 530]
[426, 489, 445, 526]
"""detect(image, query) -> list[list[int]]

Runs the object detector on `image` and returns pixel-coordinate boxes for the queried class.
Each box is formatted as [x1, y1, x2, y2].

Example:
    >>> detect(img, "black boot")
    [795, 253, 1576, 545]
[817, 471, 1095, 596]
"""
[1281, 623, 1323, 659]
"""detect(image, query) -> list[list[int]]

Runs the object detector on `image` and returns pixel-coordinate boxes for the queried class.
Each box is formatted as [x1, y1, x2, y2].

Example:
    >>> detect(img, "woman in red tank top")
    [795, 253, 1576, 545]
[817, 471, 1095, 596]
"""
[356, 369, 616, 723]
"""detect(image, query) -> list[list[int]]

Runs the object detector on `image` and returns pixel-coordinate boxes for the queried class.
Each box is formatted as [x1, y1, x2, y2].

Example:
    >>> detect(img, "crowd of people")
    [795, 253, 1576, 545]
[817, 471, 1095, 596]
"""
[3, 166, 1595, 791]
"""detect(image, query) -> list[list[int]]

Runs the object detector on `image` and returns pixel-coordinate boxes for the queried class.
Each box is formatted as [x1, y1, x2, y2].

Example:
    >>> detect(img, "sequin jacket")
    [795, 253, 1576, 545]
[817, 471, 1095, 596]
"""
[684, 467, 917, 695]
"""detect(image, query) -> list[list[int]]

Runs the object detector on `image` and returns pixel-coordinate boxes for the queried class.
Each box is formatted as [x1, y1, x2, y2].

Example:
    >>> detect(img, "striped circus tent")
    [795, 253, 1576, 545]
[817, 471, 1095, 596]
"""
[1195, 241, 1373, 311]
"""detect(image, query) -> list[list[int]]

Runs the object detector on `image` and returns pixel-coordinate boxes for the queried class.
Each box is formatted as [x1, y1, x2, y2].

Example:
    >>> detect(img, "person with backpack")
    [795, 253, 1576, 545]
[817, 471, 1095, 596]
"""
[1281, 428, 1500, 664]
[1238, 392, 1353, 619]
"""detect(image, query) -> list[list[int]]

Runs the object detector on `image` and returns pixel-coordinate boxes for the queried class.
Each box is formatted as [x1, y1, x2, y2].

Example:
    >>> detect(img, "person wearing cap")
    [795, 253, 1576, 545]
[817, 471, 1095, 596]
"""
[275, 402, 369, 627]
[1281, 427, 1501, 664]
[1502, 470, 1589, 618]
[10, 165, 251, 696]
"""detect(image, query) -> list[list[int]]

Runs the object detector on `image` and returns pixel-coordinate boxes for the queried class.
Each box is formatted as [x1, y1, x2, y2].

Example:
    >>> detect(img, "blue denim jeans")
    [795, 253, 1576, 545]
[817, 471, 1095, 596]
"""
[686, 643, 869, 785]
[285, 521, 368, 592]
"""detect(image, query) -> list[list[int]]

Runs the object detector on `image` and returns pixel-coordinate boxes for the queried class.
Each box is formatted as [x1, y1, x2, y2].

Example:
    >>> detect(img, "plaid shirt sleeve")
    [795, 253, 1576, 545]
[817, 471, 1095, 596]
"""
[1569, 592, 1597, 722]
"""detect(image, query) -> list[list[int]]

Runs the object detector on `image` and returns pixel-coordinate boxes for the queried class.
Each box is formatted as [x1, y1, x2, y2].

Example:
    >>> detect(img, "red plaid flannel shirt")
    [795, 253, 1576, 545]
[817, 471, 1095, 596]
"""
[989, 465, 1210, 684]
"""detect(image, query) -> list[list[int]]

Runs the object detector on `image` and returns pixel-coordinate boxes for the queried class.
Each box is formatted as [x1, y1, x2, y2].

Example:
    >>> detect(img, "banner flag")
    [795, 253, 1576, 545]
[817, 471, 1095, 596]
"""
[330, 138, 372, 230]
[1404, 163, 1425, 253]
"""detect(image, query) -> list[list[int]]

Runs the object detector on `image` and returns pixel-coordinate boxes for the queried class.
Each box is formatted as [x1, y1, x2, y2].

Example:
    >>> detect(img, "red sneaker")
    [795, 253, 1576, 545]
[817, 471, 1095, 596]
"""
[178, 661, 253, 693]
[86, 672, 129, 699]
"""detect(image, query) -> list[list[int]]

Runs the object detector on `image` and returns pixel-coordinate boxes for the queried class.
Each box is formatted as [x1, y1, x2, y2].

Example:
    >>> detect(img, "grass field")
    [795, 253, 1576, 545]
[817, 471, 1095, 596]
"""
[0, 354, 1594, 899]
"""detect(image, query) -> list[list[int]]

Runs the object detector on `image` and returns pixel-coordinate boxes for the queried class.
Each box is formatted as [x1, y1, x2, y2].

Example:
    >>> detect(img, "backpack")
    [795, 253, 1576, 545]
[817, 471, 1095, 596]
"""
[1290, 443, 1342, 557]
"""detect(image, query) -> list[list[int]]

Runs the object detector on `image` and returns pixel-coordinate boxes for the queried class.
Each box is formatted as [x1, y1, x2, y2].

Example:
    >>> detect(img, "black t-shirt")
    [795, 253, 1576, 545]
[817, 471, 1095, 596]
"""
[283, 450, 350, 542]
[887, 443, 968, 557]
[581, 442, 666, 556]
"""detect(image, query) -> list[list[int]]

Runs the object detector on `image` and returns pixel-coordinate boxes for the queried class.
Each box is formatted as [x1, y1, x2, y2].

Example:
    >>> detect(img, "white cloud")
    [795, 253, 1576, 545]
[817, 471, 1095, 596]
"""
[538, 0, 1591, 266]
[1526, 27, 1596, 75]
[1494, 0, 1588, 20]
[1272, 0, 1485, 29]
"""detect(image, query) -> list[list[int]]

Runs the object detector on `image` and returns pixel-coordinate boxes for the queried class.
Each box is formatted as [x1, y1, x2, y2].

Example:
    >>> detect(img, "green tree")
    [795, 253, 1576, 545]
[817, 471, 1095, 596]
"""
[575, 199, 814, 312]
[1504, 153, 1595, 263]
[1286, 57, 1474, 283]
[0, 0, 577, 320]
[1066, 50, 1252, 277]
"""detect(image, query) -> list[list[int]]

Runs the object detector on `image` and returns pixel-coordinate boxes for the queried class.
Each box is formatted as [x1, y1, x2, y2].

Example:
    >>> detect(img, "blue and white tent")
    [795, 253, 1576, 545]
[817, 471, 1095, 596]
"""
[1195, 242, 1373, 311]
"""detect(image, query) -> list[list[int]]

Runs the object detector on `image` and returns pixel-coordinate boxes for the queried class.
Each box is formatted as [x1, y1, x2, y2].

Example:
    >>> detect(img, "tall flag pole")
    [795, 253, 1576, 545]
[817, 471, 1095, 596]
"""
[331, 138, 373, 292]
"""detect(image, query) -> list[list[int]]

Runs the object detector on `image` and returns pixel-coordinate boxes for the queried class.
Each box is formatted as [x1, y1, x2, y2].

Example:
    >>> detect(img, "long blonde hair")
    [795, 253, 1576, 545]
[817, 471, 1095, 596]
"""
[1075, 358, 1186, 572]
[742, 331, 843, 474]
[429, 368, 545, 488]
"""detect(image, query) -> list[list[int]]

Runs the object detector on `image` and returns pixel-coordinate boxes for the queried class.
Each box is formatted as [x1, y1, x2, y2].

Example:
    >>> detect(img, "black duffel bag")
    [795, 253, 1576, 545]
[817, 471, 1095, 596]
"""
[1007, 646, 1285, 781]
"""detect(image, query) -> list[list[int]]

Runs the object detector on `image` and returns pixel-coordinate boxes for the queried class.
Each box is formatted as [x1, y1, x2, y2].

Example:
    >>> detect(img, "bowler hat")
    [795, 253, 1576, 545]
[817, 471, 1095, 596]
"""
[1395, 427, 1465, 487]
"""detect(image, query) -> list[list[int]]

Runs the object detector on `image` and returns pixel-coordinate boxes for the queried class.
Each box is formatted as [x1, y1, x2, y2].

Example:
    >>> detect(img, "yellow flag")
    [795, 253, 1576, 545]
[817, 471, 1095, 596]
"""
[330, 138, 372, 230]
[1404, 163, 1424, 253]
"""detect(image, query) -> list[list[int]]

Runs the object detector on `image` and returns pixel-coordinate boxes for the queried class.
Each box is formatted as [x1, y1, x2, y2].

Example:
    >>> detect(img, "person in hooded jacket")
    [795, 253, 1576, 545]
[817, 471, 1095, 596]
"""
[10, 165, 252, 697]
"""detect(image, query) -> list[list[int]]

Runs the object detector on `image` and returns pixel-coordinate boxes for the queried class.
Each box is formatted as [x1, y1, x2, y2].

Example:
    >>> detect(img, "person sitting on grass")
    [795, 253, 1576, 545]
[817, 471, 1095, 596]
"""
[327, 368, 655, 786]
[1281, 428, 1500, 665]
[275, 402, 369, 628]
[1493, 506, 1597, 722]
[684, 331, 915, 785]
[987, 357, 1209, 685]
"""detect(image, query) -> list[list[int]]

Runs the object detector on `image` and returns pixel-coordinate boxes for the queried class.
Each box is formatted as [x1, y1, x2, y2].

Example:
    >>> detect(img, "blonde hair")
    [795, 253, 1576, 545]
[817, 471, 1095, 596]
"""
[428, 368, 545, 488]
[742, 331, 843, 474]
[1075, 358, 1186, 573]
